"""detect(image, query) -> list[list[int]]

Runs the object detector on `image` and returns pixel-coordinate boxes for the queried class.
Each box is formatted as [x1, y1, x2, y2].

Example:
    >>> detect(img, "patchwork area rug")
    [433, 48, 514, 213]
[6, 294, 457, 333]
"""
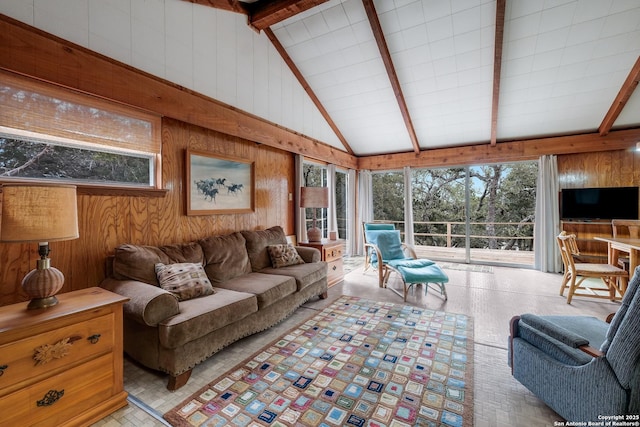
[164, 295, 474, 427]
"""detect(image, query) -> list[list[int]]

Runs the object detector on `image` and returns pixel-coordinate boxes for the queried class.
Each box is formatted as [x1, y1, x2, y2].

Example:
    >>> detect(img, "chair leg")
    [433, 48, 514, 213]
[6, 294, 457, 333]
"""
[566, 275, 578, 304]
[559, 271, 570, 296]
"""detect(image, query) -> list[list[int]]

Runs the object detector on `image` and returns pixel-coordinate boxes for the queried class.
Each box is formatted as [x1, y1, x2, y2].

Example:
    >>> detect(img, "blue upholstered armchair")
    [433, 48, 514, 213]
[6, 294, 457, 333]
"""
[509, 267, 640, 421]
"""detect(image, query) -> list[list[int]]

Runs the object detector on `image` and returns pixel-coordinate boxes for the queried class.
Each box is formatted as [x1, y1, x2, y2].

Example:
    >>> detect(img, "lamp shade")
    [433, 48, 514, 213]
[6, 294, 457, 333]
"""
[1, 183, 79, 243]
[299, 187, 328, 208]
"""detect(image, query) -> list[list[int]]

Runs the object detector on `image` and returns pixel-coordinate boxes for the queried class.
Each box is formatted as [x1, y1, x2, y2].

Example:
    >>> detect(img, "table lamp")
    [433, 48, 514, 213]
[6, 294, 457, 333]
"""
[0, 183, 79, 309]
[300, 186, 328, 242]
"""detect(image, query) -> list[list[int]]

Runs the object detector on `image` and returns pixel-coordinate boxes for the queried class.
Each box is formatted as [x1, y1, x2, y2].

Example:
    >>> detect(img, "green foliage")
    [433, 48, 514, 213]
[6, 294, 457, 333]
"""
[373, 162, 538, 251]
[0, 137, 150, 184]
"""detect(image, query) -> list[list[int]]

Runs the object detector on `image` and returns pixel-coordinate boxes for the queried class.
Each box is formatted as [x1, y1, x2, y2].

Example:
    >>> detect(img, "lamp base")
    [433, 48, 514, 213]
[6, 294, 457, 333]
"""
[27, 296, 60, 310]
[307, 227, 322, 242]
[22, 264, 65, 310]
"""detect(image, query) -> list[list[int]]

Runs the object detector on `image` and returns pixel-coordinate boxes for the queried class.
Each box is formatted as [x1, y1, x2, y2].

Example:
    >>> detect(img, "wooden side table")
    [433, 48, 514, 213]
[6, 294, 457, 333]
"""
[0, 287, 129, 426]
[299, 239, 345, 287]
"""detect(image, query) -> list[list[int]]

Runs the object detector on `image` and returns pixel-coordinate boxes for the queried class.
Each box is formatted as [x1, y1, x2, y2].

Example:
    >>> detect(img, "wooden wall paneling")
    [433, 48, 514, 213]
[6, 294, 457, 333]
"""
[0, 243, 31, 305]
[615, 149, 636, 186]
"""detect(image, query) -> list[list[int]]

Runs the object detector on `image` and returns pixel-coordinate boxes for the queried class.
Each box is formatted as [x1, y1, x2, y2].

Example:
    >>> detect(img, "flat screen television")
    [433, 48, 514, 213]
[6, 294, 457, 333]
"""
[560, 187, 639, 220]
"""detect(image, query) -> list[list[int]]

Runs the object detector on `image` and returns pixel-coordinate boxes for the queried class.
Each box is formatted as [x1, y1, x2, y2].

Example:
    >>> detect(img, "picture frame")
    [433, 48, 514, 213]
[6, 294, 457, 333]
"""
[186, 149, 255, 215]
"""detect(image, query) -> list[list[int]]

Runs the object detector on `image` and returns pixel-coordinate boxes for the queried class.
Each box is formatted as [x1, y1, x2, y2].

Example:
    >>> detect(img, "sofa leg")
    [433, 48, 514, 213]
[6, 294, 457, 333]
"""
[319, 291, 328, 299]
[167, 369, 192, 391]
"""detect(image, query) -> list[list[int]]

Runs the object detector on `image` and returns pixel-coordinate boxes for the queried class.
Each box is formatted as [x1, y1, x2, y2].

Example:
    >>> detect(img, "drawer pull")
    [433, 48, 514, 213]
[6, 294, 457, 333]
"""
[0, 364, 7, 376]
[37, 389, 64, 407]
[88, 334, 101, 344]
[34, 336, 80, 366]
[332, 265, 337, 271]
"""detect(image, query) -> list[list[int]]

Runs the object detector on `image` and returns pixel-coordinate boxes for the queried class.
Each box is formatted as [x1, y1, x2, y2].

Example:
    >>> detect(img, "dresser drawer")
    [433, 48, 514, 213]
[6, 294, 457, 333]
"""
[323, 244, 343, 262]
[327, 258, 344, 285]
[0, 353, 115, 427]
[0, 313, 114, 392]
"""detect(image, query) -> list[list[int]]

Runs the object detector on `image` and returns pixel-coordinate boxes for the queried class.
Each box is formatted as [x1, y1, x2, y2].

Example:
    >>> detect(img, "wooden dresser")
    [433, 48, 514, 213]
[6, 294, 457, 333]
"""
[299, 239, 345, 287]
[0, 287, 129, 427]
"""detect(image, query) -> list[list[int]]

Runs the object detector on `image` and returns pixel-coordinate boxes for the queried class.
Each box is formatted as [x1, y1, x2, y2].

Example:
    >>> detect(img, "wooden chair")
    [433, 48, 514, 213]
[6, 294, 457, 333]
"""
[557, 231, 628, 304]
[611, 219, 640, 270]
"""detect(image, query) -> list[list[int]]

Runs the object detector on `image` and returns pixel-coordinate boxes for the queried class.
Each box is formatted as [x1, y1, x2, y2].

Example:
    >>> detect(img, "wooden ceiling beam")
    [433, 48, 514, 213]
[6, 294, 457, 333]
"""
[362, 0, 421, 154]
[265, 28, 354, 155]
[599, 55, 640, 136]
[248, 0, 329, 31]
[358, 128, 640, 171]
[490, 0, 506, 146]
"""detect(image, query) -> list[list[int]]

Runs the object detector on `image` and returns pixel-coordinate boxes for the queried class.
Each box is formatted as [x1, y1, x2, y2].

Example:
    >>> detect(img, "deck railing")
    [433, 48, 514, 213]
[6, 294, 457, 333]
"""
[369, 220, 535, 251]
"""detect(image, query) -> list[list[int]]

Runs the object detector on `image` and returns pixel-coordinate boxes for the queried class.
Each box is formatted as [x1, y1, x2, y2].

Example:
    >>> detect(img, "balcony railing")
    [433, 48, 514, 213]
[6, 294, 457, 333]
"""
[370, 220, 535, 266]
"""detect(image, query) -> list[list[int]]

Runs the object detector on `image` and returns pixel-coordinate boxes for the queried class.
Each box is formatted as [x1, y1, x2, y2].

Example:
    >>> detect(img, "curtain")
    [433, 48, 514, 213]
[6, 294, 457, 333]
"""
[355, 170, 373, 255]
[295, 155, 307, 243]
[403, 166, 415, 246]
[327, 164, 338, 237]
[346, 169, 357, 255]
[534, 155, 561, 272]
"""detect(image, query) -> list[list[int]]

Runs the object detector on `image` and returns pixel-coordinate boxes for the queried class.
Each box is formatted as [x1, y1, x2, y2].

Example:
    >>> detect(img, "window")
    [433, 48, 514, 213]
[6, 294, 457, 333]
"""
[302, 162, 327, 238]
[372, 170, 405, 234]
[0, 70, 161, 189]
[0, 135, 153, 186]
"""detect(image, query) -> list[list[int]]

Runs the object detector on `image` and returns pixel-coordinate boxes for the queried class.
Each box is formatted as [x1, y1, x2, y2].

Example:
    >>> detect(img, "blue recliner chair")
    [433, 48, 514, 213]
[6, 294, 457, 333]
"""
[508, 266, 640, 421]
[363, 223, 448, 302]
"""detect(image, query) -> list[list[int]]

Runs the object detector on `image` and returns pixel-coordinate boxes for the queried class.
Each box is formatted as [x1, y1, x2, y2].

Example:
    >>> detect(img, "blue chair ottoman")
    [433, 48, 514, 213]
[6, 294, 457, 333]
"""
[387, 258, 449, 301]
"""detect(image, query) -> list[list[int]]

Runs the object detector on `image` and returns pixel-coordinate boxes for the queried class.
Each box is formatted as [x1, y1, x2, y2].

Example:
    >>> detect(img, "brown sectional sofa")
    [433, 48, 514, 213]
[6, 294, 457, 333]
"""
[100, 226, 328, 390]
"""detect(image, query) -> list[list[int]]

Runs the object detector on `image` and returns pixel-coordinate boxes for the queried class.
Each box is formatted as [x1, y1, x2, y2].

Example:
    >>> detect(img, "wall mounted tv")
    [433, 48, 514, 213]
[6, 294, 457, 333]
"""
[561, 187, 639, 221]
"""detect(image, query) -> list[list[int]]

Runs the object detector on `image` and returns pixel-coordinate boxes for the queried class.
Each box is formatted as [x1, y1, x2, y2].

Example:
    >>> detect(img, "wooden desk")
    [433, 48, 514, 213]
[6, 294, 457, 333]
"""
[594, 236, 640, 278]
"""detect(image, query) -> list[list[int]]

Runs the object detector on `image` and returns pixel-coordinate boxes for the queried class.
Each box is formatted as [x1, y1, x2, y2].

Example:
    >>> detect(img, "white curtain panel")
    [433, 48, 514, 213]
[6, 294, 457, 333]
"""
[356, 170, 373, 255]
[533, 155, 561, 272]
[295, 155, 307, 243]
[327, 164, 338, 237]
[346, 169, 357, 255]
[403, 166, 415, 246]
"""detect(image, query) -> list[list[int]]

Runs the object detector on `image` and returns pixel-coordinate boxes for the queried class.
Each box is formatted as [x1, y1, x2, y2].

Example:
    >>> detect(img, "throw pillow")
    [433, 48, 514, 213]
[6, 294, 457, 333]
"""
[155, 262, 214, 301]
[267, 244, 305, 268]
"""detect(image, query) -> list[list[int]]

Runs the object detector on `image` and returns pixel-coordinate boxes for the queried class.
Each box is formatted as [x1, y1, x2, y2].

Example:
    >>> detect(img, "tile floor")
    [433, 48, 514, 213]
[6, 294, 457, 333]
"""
[93, 259, 620, 427]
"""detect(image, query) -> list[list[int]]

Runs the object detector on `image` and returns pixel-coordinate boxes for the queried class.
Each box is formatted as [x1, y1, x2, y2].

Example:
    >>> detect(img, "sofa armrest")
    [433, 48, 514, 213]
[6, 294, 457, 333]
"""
[295, 246, 321, 263]
[100, 278, 179, 327]
[519, 314, 589, 348]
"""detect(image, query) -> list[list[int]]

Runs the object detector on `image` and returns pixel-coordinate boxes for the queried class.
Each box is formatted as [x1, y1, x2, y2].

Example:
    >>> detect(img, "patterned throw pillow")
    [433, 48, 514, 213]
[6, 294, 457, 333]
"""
[267, 244, 305, 268]
[155, 262, 214, 301]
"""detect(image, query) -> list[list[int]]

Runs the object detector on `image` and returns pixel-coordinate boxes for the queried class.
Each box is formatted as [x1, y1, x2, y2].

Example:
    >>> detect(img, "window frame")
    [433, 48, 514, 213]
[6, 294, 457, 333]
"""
[0, 70, 164, 197]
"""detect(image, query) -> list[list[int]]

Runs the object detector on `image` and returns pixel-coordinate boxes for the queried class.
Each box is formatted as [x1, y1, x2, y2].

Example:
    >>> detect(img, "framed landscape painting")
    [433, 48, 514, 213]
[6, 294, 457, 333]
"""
[186, 149, 255, 215]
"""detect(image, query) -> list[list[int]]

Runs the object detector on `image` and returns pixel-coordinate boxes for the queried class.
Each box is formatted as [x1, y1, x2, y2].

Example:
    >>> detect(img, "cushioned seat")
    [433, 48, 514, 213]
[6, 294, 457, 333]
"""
[392, 259, 448, 302]
[508, 266, 640, 421]
[259, 262, 327, 292]
[213, 272, 297, 309]
[158, 288, 257, 349]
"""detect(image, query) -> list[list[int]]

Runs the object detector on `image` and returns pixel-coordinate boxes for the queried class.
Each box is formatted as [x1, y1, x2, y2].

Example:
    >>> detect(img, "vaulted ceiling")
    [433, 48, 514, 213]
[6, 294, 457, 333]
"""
[189, 0, 640, 157]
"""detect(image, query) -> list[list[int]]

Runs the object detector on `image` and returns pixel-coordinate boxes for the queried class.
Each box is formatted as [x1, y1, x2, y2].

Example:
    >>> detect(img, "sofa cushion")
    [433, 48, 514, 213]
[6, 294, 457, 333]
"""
[267, 244, 305, 268]
[158, 288, 258, 349]
[200, 232, 252, 283]
[113, 242, 205, 286]
[213, 272, 297, 309]
[242, 226, 288, 271]
[155, 262, 215, 301]
[259, 262, 327, 292]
